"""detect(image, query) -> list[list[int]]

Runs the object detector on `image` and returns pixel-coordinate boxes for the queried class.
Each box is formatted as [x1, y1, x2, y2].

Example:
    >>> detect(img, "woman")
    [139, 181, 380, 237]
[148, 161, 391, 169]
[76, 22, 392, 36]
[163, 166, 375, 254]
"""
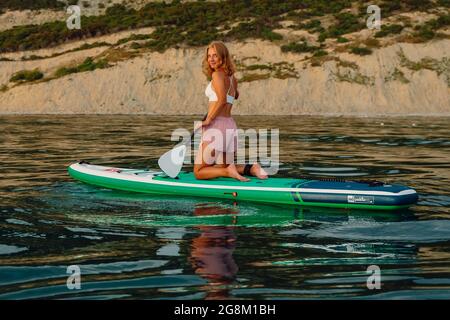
[194, 41, 268, 181]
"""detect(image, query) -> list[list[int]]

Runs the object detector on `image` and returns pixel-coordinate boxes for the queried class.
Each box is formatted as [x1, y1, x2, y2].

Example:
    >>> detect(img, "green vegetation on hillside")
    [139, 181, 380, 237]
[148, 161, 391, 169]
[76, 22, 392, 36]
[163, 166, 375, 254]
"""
[281, 41, 322, 54]
[226, 18, 283, 42]
[0, 0, 65, 11]
[412, 14, 450, 41]
[54, 57, 110, 77]
[319, 12, 365, 42]
[397, 49, 450, 86]
[0, 0, 448, 65]
[333, 69, 375, 86]
[0, 1, 303, 52]
[350, 46, 373, 56]
[236, 60, 299, 82]
[375, 24, 405, 38]
[21, 41, 110, 61]
[379, 0, 434, 16]
[384, 68, 410, 84]
[10, 69, 44, 83]
[289, 19, 325, 34]
[0, 0, 361, 53]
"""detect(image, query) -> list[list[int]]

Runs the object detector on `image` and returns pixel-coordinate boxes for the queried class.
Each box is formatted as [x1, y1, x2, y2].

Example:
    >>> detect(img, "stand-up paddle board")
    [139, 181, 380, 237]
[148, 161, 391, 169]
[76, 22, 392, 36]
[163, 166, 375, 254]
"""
[68, 161, 418, 210]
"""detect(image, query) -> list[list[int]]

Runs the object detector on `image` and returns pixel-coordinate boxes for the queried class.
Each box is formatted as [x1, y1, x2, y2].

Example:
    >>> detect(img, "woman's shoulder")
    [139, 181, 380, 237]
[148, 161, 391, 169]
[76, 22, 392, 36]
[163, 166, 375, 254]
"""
[211, 70, 227, 83]
[211, 70, 226, 78]
[211, 70, 236, 81]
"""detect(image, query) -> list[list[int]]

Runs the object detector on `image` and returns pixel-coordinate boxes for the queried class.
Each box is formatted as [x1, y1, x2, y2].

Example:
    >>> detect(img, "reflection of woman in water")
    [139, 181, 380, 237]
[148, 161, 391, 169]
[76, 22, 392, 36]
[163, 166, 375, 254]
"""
[189, 204, 239, 299]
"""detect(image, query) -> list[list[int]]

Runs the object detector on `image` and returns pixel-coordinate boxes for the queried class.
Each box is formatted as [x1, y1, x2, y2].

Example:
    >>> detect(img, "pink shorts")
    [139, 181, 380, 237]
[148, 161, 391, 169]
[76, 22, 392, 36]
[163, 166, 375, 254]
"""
[202, 116, 238, 153]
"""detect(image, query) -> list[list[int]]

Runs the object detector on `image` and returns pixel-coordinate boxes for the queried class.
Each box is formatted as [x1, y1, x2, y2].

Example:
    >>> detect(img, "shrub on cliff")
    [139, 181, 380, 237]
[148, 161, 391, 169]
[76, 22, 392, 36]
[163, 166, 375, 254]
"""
[412, 14, 450, 41]
[10, 69, 44, 83]
[403, 0, 433, 10]
[375, 24, 404, 38]
[55, 57, 110, 77]
[337, 36, 349, 43]
[414, 26, 436, 41]
[319, 12, 365, 41]
[294, 19, 325, 33]
[430, 14, 450, 29]
[329, 12, 364, 37]
[226, 18, 283, 42]
[281, 41, 321, 54]
[350, 47, 373, 56]
[0, 0, 65, 11]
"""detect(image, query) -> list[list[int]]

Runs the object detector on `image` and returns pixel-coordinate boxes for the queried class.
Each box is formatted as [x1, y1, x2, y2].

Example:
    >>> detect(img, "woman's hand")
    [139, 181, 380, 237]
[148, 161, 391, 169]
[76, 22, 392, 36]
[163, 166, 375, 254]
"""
[194, 118, 211, 132]
[194, 121, 203, 132]
[202, 118, 212, 127]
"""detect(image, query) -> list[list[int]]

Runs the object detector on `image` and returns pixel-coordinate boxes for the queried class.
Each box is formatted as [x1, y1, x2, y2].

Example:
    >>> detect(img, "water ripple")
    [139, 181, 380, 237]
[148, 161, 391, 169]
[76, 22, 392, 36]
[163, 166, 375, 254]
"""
[0, 115, 449, 299]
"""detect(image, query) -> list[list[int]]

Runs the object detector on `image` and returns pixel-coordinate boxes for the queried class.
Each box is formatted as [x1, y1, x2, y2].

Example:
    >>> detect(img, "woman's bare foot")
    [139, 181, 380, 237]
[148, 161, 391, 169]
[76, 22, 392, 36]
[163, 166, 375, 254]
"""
[227, 164, 250, 182]
[250, 163, 268, 179]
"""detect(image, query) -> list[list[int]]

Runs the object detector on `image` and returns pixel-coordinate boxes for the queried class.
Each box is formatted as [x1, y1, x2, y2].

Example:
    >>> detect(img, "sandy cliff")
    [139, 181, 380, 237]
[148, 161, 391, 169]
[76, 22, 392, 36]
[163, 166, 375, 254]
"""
[0, 37, 448, 115]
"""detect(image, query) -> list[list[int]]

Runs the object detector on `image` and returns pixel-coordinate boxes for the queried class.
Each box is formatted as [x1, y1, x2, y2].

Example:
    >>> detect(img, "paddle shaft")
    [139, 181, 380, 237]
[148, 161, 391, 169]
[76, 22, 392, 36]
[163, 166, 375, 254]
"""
[182, 113, 208, 146]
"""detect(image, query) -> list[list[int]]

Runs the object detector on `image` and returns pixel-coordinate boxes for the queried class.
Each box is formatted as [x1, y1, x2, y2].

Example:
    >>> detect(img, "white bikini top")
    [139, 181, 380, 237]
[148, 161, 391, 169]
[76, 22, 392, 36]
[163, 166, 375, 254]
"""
[205, 76, 235, 104]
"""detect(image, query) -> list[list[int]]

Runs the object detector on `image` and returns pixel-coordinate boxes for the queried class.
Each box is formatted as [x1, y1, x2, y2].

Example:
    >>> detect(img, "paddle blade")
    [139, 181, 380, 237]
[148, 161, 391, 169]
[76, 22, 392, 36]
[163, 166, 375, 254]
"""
[158, 144, 187, 178]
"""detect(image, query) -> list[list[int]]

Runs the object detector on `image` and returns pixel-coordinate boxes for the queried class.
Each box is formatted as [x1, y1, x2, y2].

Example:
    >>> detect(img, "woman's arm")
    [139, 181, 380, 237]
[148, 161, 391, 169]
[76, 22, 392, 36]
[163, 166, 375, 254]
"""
[203, 72, 227, 125]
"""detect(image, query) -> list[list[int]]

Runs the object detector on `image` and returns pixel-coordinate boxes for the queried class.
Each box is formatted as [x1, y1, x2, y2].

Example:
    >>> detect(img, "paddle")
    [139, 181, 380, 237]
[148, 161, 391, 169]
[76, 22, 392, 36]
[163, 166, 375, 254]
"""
[158, 114, 208, 178]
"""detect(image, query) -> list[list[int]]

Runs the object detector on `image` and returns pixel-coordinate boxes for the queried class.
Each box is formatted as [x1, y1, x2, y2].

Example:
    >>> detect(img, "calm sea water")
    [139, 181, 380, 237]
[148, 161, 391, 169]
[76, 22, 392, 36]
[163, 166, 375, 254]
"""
[1, 115, 449, 300]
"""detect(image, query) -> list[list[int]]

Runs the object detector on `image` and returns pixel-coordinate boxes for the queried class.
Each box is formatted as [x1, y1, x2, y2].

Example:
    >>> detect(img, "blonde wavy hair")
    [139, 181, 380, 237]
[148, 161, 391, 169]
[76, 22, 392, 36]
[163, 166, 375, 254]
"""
[202, 41, 236, 79]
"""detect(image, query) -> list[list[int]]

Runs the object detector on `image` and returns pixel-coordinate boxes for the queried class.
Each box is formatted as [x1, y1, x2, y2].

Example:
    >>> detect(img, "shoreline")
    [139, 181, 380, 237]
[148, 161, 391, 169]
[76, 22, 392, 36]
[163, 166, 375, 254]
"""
[1, 113, 450, 118]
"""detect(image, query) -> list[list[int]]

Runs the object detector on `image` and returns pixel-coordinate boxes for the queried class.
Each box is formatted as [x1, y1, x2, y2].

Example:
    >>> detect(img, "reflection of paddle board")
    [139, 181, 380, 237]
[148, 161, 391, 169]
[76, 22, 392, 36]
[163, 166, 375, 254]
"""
[68, 162, 418, 211]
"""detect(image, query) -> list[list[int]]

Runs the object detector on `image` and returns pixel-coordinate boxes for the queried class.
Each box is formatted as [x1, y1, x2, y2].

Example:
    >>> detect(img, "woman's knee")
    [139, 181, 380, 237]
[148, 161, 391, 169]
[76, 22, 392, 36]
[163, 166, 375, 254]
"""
[193, 165, 205, 179]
